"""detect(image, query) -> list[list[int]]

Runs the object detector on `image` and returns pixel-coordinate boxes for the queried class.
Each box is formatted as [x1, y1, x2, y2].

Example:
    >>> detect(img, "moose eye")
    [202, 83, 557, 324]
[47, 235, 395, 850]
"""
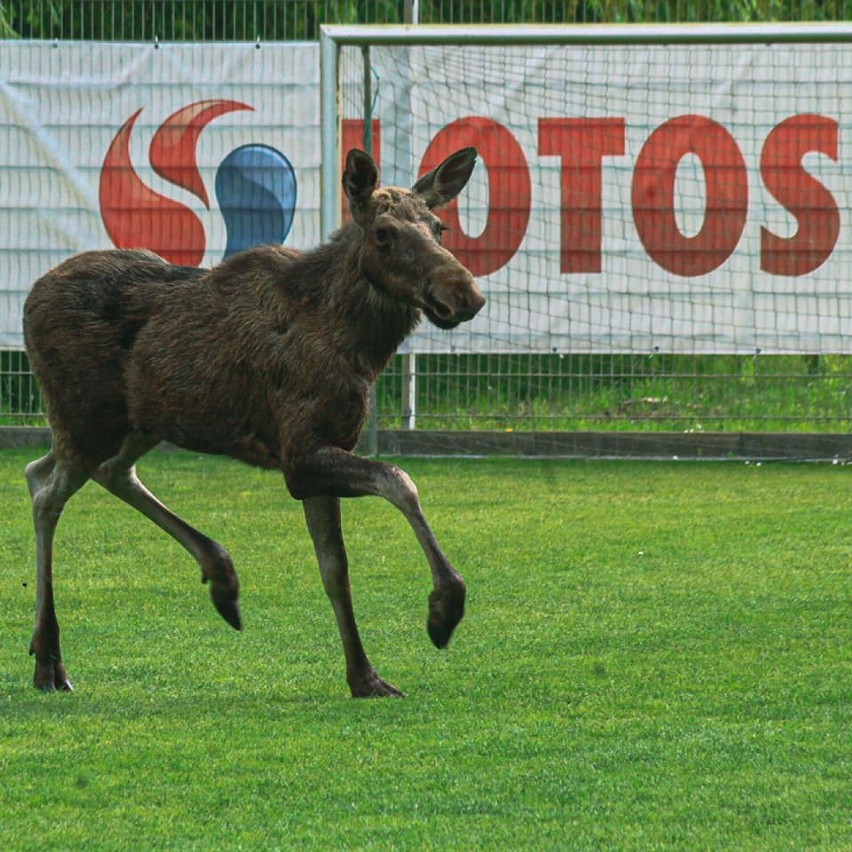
[433, 221, 448, 243]
[375, 227, 393, 246]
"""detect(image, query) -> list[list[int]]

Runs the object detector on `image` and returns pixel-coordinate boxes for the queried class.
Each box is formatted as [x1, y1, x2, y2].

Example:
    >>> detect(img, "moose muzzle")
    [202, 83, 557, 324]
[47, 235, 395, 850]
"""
[423, 267, 486, 330]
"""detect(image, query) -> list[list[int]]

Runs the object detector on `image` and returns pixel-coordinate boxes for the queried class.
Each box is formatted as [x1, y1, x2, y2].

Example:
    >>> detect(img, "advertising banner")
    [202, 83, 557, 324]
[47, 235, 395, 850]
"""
[367, 43, 852, 354]
[0, 42, 321, 348]
[1, 40, 850, 353]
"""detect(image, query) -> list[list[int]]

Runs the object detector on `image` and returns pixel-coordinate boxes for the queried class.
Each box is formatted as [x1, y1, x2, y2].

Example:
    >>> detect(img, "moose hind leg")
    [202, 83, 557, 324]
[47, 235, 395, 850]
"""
[303, 496, 404, 697]
[26, 451, 90, 691]
[91, 432, 241, 630]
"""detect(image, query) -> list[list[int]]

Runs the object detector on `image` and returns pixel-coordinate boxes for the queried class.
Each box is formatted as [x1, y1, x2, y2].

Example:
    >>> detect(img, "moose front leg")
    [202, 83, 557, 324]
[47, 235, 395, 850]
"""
[288, 448, 466, 652]
[303, 495, 404, 697]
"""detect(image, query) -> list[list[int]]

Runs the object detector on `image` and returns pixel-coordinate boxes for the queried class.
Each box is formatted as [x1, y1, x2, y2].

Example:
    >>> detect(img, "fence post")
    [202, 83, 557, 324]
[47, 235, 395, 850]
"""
[399, 0, 419, 433]
[401, 353, 417, 429]
[361, 46, 381, 457]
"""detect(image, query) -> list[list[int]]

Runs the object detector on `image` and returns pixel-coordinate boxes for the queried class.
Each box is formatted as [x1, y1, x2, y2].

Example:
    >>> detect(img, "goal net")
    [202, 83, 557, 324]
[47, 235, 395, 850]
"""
[329, 27, 851, 359]
[321, 26, 852, 447]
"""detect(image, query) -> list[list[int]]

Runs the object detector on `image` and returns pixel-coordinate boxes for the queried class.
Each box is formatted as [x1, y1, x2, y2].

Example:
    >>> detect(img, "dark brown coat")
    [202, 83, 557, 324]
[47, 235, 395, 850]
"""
[23, 147, 485, 697]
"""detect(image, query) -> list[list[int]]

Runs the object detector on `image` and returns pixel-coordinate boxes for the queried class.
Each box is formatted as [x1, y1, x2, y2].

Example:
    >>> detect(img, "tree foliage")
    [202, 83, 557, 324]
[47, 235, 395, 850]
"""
[1, 0, 848, 41]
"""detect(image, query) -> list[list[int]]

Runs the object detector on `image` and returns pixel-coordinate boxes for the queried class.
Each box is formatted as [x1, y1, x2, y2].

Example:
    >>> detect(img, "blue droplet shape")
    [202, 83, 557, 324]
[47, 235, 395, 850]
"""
[215, 144, 297, 259]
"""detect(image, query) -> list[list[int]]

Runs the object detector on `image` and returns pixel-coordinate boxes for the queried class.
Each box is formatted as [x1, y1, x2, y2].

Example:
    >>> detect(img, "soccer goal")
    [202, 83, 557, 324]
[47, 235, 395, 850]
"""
[320, 24, 852, 448]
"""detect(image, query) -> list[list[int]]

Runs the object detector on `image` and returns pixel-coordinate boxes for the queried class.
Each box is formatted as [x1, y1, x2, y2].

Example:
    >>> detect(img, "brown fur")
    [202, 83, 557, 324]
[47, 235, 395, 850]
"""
[23, 148, 484, 698]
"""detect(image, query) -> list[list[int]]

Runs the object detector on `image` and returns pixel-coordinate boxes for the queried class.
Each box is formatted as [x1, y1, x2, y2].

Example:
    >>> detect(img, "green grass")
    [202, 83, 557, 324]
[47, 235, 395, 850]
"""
[1, 449, 849, 849]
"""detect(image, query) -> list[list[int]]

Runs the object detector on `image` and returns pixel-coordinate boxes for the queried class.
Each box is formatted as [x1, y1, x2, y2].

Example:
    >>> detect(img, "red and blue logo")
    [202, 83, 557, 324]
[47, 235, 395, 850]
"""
[99, 99, 296, 266]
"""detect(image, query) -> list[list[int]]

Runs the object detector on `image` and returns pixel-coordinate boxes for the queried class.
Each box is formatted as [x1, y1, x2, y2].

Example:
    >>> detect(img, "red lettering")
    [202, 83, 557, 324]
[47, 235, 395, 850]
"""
[419, 117, 530, 277]
[340, 113, 840, 278]
[632, 115, 748, 277]
[760, 114, 839, 276]
[538, 118, 625, 273]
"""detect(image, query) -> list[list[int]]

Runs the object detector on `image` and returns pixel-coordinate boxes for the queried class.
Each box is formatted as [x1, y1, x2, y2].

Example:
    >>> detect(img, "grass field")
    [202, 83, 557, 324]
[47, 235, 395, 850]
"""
[1, 448, 849, 849]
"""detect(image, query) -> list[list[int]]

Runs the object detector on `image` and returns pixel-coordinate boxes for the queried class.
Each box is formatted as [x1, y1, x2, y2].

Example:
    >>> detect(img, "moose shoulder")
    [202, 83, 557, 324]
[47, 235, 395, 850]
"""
[23, 147, 485, 698]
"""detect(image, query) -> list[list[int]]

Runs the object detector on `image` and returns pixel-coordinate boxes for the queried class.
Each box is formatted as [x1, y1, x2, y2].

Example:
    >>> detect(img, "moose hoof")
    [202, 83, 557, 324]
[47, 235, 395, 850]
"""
[199, 546, 240, 629]
[33, 660, 74, 693]
[349, 671, 406, 698]
[211, 593, 242, 631]
[427, 580, 466, 649]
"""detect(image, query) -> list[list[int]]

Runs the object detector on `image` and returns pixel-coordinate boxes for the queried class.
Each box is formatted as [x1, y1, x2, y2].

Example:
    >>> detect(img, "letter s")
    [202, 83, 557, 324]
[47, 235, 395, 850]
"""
[760, 114, 839, 276]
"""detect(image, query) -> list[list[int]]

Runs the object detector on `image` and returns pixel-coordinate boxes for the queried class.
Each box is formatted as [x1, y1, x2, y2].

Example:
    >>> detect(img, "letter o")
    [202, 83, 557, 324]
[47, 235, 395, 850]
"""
[632, 115, 748, 277]
[419, 117, 530, 277]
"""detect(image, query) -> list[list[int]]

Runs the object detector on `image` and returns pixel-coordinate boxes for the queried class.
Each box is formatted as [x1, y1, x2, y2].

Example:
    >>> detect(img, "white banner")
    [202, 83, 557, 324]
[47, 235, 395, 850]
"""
[0, 42, 322, 348]
[368, 42, 852, 354]
[1, 40, 851, 354]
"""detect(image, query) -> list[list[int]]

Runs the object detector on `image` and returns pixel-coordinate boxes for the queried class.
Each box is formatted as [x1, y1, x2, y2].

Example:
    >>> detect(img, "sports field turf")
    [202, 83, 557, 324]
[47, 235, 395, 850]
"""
[1, 448, 849, 849]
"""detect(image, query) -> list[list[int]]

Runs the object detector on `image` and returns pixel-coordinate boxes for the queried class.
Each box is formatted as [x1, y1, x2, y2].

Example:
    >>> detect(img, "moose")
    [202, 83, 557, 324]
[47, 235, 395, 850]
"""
[23, 146, 485, 698]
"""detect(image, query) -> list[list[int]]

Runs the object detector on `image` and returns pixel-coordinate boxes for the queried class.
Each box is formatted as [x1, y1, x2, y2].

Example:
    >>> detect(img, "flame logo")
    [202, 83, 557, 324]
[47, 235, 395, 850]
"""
[100, 99, 297, 265]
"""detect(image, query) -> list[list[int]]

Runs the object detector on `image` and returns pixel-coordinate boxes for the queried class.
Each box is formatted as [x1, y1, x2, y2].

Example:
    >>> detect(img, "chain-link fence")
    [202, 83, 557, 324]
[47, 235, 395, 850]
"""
[1, 2, 850, 441]
[6, 1, 845, 42]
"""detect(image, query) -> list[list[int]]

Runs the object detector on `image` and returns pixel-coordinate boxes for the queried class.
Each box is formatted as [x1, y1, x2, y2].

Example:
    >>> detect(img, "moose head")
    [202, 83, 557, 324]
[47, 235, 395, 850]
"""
[342, 147, 486, 330]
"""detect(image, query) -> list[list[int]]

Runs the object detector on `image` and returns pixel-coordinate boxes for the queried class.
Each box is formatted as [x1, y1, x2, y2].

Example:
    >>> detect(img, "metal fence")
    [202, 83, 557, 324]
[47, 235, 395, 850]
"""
[6, 1, 846, 42]
[1, 1, 851, 439]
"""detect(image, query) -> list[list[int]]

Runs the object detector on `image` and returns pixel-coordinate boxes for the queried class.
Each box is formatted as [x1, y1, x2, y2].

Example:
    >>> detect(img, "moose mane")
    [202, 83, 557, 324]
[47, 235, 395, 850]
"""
[207, 223, 422, 377]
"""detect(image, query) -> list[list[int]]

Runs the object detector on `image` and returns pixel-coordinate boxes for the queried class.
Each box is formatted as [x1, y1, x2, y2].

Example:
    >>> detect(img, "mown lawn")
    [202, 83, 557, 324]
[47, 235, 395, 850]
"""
[1, 449, 849, 849]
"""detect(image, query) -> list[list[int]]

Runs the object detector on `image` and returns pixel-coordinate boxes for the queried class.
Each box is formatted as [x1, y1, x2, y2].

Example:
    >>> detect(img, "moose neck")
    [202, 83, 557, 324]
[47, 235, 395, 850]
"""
[309, 225, 421, 380]
[352, 275, 420, 373]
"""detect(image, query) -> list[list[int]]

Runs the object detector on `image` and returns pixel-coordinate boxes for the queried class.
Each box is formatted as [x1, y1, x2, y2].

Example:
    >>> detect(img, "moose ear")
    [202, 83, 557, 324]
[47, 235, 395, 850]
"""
[342, 149, 379, 226]
[411, 147, 477, 209]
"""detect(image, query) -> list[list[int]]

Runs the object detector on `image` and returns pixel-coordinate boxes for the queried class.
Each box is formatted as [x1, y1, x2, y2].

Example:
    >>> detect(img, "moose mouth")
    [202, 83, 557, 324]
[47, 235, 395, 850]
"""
[424, 309, 462, 331]
[422, 294, 464, 330]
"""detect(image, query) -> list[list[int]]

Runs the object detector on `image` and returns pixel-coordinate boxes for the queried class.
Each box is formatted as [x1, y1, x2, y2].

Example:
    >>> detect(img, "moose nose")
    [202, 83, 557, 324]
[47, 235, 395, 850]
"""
[425, 266, 486, 326]
[453, 290, 486, 322]
[468, 288, 487, 317]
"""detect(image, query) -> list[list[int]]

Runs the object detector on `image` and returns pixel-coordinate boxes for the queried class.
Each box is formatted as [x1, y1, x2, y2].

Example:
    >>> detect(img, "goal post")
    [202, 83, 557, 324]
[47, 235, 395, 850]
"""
[320, 22, 852, 440]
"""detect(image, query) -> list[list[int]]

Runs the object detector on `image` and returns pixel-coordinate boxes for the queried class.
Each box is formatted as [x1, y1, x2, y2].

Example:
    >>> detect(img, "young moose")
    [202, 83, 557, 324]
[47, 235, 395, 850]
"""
[24, 147, 485, 697]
